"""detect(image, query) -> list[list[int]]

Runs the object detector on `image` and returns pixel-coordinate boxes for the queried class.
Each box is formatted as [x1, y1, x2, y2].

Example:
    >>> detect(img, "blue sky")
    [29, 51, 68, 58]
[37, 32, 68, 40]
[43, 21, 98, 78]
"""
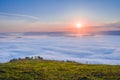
[0, 0, 120, 32]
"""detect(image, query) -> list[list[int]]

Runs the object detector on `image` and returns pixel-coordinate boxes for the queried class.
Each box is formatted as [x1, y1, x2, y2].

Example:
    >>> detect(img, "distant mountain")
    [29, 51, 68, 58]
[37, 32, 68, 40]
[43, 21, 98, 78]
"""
[23, 32, 66, 36]
[101, 30, 120, 35]
[23, 31, 120, 37]
[91, 30, 120, 35]
[1, 31, 120, 37]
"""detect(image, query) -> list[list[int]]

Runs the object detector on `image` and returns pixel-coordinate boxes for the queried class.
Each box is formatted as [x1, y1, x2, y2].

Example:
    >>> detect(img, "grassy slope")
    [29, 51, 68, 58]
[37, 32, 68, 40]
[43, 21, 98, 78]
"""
[0, 60, 120, 80]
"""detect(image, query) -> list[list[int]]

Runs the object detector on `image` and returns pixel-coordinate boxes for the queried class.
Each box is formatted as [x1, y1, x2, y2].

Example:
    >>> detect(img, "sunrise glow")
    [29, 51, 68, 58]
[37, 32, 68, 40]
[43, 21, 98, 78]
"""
[76, 23, 82, 28]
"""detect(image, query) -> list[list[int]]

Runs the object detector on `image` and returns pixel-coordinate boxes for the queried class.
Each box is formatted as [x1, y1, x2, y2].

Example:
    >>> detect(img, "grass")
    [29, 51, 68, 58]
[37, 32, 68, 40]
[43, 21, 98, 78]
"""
[0, 59, 120, 80]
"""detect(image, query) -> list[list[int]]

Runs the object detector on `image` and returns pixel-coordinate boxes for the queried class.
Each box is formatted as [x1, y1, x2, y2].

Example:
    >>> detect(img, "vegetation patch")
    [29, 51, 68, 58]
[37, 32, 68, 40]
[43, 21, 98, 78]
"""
[0, 56, 120, 80]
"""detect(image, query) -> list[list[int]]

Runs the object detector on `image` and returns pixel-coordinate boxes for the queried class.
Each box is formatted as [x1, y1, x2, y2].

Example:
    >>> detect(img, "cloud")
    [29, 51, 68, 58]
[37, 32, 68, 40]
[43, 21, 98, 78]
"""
[0, 33, 120, 64]
[0, 12, 120, 32]
[0, 12, 40, 21]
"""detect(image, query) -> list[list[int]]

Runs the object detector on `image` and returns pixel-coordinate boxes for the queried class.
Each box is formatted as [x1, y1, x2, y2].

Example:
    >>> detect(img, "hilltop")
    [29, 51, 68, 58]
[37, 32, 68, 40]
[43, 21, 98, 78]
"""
[0, 57, 120, 80]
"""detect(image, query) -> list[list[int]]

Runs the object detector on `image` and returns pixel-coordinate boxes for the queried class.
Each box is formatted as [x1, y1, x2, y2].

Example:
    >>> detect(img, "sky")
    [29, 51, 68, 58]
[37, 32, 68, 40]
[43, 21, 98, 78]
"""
[0, 0, 120, 32]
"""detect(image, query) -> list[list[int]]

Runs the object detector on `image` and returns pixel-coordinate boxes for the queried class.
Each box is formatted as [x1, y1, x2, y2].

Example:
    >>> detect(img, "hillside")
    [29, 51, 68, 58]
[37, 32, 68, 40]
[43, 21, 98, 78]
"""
[0, 59, 120, 80]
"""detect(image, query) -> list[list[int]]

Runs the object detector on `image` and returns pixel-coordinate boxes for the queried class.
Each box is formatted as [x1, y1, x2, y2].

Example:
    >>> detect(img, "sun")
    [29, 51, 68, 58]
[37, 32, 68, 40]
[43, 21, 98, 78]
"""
[76, 23, 82, 28]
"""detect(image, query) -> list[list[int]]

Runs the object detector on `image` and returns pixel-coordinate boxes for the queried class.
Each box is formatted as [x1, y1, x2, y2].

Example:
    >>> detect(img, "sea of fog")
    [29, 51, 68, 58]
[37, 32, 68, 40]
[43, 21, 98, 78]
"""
[0, 32, 120, 65]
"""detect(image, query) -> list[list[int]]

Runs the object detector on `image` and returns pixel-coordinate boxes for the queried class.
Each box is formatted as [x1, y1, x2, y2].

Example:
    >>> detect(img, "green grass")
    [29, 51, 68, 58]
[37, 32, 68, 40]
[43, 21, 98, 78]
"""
[0, 59, 120, 80]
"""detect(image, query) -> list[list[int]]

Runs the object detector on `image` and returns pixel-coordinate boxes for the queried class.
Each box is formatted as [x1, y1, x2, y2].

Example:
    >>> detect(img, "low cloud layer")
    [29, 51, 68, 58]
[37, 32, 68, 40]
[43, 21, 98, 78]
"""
[0, 33, 120, 64]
